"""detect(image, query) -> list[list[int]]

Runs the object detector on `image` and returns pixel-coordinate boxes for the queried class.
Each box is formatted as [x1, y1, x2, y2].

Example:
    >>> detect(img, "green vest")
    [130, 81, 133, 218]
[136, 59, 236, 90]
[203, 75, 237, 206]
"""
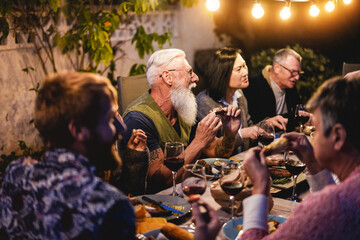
[123, 92, 191, 150]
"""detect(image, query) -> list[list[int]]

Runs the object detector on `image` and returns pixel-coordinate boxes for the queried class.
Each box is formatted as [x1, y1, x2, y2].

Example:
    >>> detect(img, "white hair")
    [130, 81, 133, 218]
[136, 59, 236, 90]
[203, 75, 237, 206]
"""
[146, 49, 186, 87]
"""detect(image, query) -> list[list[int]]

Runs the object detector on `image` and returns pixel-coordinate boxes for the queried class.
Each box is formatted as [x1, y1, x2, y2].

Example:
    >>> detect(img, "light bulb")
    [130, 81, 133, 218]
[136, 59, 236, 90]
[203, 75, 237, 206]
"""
[252, 3, 265, 19]
[343, 0, 351, 5]
[325, 1, 335, 12]
[206, 0, 220, 12]
[280, 6, 291, 20]
[309, 4, 320, 17]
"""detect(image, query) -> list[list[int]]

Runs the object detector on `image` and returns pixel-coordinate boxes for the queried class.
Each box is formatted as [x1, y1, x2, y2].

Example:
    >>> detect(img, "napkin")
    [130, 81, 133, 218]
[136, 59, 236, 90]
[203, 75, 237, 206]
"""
[210, 171, 274, 216]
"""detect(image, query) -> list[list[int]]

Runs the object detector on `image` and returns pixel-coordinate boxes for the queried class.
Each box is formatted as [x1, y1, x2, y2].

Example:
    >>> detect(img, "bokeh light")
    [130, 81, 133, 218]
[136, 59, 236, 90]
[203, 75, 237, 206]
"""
[206, 0, 220, 12]
[252, 3, 265, 19]
[309, 4, 320, 17]
[280, 6, 291, 20]
[325, 1, 335, 12]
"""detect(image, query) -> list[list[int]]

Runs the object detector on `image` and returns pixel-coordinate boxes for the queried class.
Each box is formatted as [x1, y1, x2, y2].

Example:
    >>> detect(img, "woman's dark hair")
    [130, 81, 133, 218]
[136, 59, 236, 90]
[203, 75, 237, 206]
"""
[205, 47, 242, 101]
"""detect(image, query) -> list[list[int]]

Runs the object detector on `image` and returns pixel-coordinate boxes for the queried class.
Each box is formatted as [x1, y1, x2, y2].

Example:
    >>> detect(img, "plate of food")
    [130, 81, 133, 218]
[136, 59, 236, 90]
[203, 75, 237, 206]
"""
[195, 158, 236, 180]
[222, 214, 287, 240]
[136, 194, 191, 222]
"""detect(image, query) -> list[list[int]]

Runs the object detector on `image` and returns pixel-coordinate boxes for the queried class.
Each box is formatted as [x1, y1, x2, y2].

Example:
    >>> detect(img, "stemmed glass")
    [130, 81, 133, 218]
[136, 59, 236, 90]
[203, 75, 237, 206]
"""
[219, 162, 245, 219]
[258, 121, 275, 147]
[181, 164, 207, 229]
[295, 104, 310, 133]
[164, 142, 185, 197]
[182, 164, 207, 198]
[285, 151, 306, 202]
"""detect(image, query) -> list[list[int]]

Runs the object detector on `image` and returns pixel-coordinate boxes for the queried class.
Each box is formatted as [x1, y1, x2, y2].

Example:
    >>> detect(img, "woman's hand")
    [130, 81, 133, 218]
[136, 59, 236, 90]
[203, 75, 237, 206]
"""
[282, 132, 323, 175]
[244, 147, 270, 195]
[221, 105, 242, 136]
[193, 202, 222, 240]
[127, 129, 147, 151]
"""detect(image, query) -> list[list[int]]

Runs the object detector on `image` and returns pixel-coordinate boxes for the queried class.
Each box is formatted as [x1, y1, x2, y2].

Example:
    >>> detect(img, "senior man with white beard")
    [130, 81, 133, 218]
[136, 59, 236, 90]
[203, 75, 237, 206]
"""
[121, 48, 242, 193]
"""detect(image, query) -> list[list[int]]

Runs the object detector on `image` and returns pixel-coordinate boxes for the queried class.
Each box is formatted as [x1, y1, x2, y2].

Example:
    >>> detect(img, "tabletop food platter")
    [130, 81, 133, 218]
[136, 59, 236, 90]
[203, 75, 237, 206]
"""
[222, 214, 287, 240]
[136, 194, 191, 222]
[195, 158, 239, 180]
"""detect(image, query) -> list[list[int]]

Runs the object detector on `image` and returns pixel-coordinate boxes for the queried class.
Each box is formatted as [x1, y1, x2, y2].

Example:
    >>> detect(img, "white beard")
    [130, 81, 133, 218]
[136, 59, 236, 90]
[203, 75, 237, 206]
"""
[171, 83, 197, 126]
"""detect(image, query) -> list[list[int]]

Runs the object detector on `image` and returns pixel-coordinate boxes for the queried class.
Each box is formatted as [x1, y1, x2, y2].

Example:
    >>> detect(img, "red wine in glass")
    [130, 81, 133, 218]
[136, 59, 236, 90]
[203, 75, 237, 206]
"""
[258, 135, 275, 146]
[285, 160, 306, 175]
[220, 181, 244, 196]
[182, 185, 206, 196]
[164, 157, 185, 172]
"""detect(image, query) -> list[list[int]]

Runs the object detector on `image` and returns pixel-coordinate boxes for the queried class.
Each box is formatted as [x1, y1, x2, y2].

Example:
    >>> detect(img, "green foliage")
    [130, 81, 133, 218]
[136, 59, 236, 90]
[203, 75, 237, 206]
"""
[249, 44, 338, 103]
[129, 63, 146, 76]
[132, 26, 173, 59]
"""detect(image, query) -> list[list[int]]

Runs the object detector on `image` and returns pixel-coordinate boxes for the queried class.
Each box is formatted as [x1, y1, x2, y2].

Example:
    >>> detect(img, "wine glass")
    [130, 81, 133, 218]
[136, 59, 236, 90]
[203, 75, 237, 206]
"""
[182, 164, 207, 198]
[294, 104, 310, 133]
[285, 151, 306, 202]
[219, 162, 245, 219]
[257, 121, 275, 147]
[181, 164, 207, 229]
[164, 142, 185, 197]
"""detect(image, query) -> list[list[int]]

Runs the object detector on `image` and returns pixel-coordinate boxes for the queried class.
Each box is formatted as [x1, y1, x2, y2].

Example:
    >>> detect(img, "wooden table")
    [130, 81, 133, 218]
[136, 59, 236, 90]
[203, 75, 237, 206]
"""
[157, 181, 298, 239]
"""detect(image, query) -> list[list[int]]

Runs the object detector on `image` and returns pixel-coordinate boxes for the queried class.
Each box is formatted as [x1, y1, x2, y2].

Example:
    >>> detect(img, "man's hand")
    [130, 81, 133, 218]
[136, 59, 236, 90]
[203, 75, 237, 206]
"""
[220, 105, 241, 136]
[127, 129, 147, 151]
[244, 147, 270, 195]
[266, 115, 288, 131]
[194, 112, 223, 148]
[282, 132, 323, 175]
[241, 125, 259, 140]
[193, 202, 222, 240]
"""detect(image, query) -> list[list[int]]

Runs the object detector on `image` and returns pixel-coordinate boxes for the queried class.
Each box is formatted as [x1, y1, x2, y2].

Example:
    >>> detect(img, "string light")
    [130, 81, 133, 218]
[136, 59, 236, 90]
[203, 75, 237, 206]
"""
[206, 0, 220, 12]
[252, 2, 265, 19]
[309, 4, 320, 17]
[205, 0, 352, 19]
[280, 1, 291, 20]
[325, 0, 335, 12]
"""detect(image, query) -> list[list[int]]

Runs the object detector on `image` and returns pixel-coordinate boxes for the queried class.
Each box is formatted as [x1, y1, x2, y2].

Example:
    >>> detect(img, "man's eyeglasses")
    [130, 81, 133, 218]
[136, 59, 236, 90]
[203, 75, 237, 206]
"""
[276, 62, 304, 76]
[159, 69, 194, 78]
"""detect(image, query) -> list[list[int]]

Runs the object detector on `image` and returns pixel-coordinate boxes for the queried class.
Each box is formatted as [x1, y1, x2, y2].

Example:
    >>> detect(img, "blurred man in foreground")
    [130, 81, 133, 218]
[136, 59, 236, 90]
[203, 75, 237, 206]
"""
[122, 48, 242, 193]
[240, 76, 360, 239]
[243, 48, 303, 131]
[0, 72, 138, 239]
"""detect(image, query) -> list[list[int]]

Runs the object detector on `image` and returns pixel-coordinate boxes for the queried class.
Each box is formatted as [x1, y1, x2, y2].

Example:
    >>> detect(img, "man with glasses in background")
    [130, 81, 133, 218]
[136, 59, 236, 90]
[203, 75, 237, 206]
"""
[243, 48, 303, 132]
[121, 48, 242, 193]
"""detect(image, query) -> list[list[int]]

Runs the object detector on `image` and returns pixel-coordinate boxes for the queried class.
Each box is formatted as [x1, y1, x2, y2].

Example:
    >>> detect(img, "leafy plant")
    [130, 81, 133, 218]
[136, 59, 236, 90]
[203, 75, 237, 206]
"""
[0, 0, 197, 78]
[249, 43, 339, 103]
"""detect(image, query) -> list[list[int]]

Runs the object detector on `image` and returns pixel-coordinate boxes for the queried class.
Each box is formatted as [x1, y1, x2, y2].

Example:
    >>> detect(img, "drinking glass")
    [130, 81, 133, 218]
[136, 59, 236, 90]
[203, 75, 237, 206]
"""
[181, 164, 207, 198]
[181, 164, 207, 229]
[257, 121, 275, 147]
[294, 104, 310, 133]
[164, 142, 185, 197]
[285, 151, 306, 202]
[219, 162, 245, 219]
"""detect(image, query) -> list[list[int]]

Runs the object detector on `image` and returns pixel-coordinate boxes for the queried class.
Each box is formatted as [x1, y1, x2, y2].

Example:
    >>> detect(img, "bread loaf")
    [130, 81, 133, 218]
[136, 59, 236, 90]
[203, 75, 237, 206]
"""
[160, 223, 194, 240]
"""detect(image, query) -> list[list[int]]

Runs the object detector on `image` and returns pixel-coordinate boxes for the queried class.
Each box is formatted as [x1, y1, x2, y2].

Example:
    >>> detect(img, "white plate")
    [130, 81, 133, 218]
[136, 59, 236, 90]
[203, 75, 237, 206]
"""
[222, 214, 287, 240]
[137, 194, 191, 222]
[195, 158, 235, 180]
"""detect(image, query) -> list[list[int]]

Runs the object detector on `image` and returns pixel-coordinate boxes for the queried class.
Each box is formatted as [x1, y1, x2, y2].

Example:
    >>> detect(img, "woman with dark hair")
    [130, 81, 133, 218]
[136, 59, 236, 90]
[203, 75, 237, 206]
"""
[196, 47, 287, 153]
